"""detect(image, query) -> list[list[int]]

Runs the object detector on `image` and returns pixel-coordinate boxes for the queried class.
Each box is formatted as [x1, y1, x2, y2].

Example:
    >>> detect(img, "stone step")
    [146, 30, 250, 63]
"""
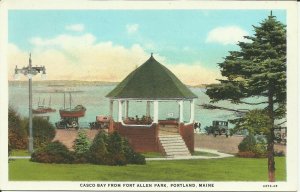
[159, 136, 183, 140]
[159, 132, 179, 135]
[158, 134, 191, 157]
[159, 130, 178, 133]
[164, 148, 190, 153]
[159, 140, 185, 144]
[164, 143, 187, 149]
[160, 141, 186, 146]
[159, 135, 182, 138]
[159, 137, 183, 140]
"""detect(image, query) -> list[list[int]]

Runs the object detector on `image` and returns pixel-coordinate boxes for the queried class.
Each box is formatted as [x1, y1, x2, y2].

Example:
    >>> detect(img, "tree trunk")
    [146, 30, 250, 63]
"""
[267, 89, 275, 182]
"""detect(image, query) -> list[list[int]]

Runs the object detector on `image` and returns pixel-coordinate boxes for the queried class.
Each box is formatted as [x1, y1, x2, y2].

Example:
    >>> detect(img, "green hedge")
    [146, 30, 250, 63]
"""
[31, 131, 146, 166]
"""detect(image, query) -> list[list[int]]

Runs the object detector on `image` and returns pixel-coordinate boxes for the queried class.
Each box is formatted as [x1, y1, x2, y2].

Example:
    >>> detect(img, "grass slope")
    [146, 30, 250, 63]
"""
[9, 157, 286, 181]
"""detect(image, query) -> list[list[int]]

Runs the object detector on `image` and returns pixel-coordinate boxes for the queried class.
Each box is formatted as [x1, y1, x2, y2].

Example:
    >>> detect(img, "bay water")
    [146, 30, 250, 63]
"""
[9, 82, 266, 129]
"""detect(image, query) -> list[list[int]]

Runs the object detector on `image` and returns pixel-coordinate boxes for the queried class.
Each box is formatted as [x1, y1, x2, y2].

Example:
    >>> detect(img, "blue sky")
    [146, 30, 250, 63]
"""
[8, 10, 286, 84]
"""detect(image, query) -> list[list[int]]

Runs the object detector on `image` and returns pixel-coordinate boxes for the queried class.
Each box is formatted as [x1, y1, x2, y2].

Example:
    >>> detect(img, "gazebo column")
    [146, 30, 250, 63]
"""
[146, 101, 151, 117]
[153, 101, 159, 123]
[125, 100, 129, 118]
[178, 100, 183, 123]
[189, 99, 195, 123]
[118, 100, 123, 122]
[109, 100, 114, 119]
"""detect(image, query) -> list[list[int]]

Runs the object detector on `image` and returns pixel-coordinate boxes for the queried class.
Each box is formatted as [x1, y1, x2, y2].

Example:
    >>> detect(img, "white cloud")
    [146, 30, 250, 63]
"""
[65, 24, 85, 32]
[9, 33, 220, 85]
[126, 24, 139, 34]
[206, 26, 248, 45]
[166, 63, 221, 85]
[30, 34, 96, 49]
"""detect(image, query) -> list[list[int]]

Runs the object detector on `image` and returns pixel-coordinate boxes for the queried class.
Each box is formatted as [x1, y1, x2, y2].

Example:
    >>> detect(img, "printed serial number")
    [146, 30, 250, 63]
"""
[263, 184, 278, 188]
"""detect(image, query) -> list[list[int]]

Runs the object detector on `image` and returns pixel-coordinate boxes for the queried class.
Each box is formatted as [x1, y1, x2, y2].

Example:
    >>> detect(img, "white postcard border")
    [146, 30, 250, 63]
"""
[0, 1, 298, 191]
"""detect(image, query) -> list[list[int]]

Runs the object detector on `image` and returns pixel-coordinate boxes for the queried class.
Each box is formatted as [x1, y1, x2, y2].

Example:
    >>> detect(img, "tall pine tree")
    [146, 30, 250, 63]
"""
[206, 12, 286, 181]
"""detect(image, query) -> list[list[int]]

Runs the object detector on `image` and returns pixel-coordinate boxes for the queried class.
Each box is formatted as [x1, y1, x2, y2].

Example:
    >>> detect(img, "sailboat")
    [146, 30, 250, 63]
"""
[32, 97, 56, 114]
[59, 92, 86, 118]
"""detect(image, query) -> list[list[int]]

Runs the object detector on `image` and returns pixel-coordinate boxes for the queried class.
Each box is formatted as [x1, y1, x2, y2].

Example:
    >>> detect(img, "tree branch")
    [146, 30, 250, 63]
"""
[198, 104, 250, 113]
[228, 99, 268, 105]
[276, 121, 286, 126]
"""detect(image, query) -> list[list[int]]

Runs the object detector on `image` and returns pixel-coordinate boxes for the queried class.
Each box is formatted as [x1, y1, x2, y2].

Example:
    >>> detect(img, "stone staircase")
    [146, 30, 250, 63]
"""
[159, 134, 191, 157]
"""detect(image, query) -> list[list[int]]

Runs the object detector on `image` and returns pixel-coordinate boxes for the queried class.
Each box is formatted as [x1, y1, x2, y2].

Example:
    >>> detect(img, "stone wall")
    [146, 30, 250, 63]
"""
[179, 123, 194, 153]
[110, 122, 160, 152]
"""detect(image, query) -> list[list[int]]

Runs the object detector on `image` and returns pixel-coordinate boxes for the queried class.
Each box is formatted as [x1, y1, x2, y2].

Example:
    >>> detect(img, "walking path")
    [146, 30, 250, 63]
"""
[145, 148, 234, 161]
[9, 156, 31, 160]
[9, 148, 233, 161]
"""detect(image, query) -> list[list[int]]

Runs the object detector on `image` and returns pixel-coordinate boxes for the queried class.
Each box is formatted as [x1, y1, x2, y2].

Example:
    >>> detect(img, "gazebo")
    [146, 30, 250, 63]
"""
[106, 54, 198, 156]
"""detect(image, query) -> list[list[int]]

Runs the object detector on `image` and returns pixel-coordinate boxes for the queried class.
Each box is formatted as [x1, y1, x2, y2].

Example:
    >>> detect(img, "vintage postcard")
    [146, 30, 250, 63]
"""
[0, 0, 298, 191]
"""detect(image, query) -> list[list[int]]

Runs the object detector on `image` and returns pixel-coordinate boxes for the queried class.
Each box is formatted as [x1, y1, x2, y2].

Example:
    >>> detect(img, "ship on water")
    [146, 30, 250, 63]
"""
[59, 92, 86, 118]
[32, 97, 56, 114]
[56, 92, 86, 129]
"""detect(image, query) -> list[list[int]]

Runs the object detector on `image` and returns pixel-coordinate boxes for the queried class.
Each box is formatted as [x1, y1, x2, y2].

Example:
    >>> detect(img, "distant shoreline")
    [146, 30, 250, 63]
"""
[9, 80, 211, 88]
[8, 80, 119, 86]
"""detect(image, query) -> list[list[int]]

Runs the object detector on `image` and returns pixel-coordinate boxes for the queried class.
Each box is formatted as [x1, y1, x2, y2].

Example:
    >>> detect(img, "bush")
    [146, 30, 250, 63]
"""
[123, 139, 146, 165]
[106, 132, 126, 165]
[88, 131, 145, 165]
[73, 131, 90, 155]
[274, 150, 285, 157]
[31, 141, 74, 164]
[8, 107, 28, 149]
[88, 130, 109, 164]
[237, 151, 256, 158]
[31, 131, 145, 165]
[238, 134, 256, 152]
[238, 134, 267, 158]
[23, 117, 56, 149]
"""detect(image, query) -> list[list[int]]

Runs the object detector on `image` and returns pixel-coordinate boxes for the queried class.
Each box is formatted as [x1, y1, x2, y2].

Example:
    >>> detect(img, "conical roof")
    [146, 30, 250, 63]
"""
[106, 55, 198, 100]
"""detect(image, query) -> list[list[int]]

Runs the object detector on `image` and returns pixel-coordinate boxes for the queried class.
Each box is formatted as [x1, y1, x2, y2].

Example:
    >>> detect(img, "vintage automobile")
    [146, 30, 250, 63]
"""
[55, 117, 79, 129]
[205, 120, 230, 137]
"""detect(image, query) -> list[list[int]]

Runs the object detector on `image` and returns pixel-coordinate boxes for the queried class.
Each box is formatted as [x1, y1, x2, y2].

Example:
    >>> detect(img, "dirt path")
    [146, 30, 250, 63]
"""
[194, 134, 286, 154]
[53, 129, 99, 150]
[194, 134, 243, 154]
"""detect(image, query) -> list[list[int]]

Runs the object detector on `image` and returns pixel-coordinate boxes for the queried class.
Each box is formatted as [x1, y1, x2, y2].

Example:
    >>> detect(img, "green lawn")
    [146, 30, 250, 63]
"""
[142, 152, 164, 158]
[9, 157, 286, 181]
[11, 150, 30, 156]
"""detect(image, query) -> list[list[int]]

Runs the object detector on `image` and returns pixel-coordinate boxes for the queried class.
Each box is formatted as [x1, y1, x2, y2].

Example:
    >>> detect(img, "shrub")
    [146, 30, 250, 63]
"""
[73, 131, 90, 155]
[238, 134, 256, 152]
[8, 107, 28, 149]
[31, 141, 74, 164]
[123, 139, 146, 165]
[237, 151, 256, 158]
[106, 132, 126, 165]
[23, 117, 56, 149]
[88, 131, 145, 165]
[88, 131, 109, 164]
[31, 131, 146, 165]
[274, 150, 285, 157]
[238, 134, 267, 158]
